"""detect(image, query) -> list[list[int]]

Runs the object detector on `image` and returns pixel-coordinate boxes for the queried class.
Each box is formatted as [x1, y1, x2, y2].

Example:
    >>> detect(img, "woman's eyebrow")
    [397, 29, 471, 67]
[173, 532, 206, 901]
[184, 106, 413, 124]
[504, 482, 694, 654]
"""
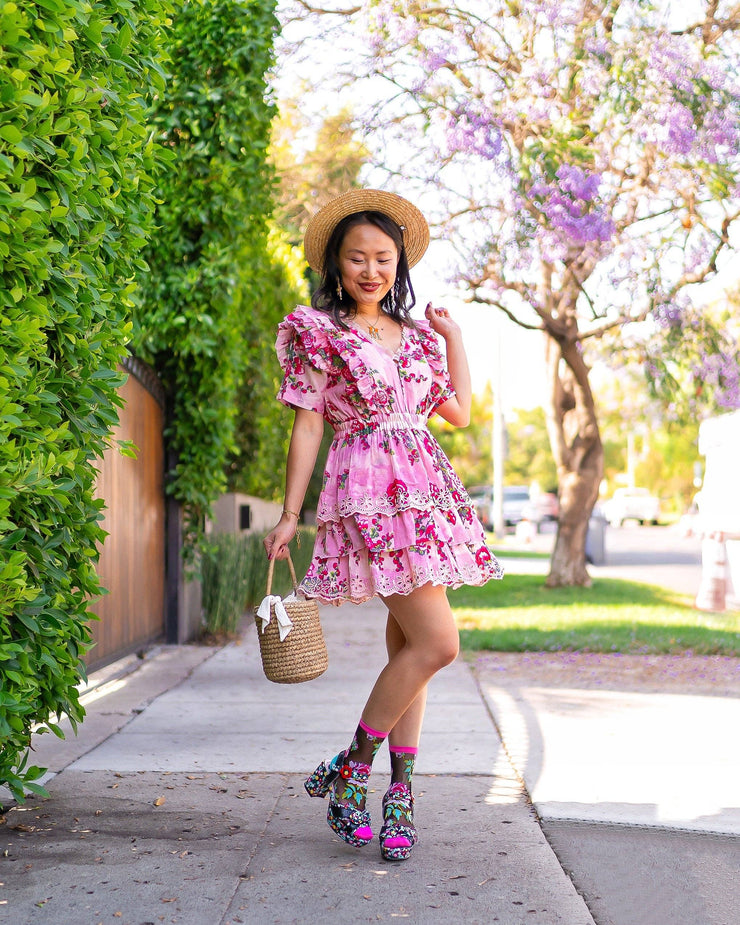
[345, 247, 395, 255]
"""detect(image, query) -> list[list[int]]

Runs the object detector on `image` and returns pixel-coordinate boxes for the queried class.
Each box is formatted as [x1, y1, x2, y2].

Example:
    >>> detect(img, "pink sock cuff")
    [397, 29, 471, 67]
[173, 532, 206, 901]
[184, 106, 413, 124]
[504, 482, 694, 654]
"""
[359, 719, 389, 739]
[389, 745, 418, 755]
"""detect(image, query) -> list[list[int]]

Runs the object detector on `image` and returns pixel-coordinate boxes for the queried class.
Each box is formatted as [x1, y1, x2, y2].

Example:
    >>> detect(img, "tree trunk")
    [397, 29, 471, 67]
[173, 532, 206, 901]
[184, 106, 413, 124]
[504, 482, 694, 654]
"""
[543, 330, 604, 587]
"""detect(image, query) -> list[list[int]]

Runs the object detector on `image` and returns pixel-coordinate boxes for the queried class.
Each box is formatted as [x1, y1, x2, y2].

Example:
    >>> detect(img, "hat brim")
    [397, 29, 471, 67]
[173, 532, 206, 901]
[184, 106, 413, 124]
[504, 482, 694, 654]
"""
[303, 189, 430, 272]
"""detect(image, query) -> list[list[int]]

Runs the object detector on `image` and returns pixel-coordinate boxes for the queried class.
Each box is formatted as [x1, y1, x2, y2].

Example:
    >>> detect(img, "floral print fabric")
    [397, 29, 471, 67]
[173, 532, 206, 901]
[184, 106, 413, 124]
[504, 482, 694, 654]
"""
[276, 305, 503, 604]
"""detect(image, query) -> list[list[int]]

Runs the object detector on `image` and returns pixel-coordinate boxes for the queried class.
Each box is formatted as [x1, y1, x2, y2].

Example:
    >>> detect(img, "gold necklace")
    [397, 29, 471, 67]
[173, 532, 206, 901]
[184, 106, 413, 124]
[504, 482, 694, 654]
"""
[357, 310, 384, 341]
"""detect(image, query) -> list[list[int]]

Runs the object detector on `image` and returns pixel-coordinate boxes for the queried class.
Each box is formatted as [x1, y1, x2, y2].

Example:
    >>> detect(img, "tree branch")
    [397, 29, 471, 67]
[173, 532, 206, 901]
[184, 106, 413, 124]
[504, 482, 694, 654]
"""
[467, 288, 545, 332]
[667, 208, 740, 296]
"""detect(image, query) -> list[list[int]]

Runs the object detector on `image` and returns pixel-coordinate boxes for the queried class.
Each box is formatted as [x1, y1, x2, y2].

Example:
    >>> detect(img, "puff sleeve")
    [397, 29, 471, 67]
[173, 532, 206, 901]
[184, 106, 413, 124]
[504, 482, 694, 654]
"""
[275, 308, 332, 414]
[415, 318, 455, 414]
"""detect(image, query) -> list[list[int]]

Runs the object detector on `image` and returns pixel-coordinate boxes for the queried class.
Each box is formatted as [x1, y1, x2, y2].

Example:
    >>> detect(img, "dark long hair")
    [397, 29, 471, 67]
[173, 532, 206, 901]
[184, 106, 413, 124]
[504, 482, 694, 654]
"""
[311, 211, 417, 329]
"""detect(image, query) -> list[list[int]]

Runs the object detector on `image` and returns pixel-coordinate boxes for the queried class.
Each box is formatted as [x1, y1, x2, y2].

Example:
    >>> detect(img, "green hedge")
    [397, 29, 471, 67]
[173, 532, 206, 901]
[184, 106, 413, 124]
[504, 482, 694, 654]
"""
[0, 0, 172, 802]
[133, 0, 282, 556]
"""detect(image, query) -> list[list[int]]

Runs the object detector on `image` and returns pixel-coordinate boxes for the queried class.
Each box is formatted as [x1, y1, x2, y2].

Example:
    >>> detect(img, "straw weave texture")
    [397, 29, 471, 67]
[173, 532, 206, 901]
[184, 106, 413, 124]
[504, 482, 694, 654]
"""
[304, 189, 429, 272]
[255, 554, 328, 684]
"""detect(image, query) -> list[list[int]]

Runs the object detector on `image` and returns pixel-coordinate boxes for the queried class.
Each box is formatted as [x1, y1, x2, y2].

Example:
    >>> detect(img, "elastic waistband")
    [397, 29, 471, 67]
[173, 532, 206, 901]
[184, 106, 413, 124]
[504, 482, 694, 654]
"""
[333, 413, 428, 436]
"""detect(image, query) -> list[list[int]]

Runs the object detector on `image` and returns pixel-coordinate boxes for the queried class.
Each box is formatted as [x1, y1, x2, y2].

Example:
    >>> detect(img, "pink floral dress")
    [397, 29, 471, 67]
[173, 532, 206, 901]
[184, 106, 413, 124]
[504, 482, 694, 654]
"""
[276, 305, 503, 604]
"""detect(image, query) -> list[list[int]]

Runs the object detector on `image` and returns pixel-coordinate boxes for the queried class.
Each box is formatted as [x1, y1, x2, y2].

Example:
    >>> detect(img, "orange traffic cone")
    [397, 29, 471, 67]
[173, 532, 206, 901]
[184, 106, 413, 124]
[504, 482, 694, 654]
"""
[695, 532, 727, 613]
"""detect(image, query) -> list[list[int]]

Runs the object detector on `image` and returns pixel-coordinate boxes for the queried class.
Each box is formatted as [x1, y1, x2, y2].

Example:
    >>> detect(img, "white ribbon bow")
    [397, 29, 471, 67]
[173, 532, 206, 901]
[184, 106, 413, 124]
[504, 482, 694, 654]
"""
[256, 595, 294, 641]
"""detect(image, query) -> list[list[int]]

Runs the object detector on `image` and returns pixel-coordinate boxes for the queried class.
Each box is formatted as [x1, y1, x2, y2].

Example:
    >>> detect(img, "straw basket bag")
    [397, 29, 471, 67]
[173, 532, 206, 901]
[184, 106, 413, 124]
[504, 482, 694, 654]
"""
[254, 552, 328, 684]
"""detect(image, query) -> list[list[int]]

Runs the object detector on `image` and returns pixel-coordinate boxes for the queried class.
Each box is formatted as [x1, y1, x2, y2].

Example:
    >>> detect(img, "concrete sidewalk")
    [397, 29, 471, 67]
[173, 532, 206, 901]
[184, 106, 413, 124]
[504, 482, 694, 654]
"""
[3, 599, 593, 925]
[2, 597, 739, 925]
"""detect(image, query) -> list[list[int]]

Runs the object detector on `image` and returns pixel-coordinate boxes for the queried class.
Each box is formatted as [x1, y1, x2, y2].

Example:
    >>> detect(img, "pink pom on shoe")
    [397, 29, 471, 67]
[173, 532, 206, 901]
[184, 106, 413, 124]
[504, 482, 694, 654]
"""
[383, 836, 411, 848]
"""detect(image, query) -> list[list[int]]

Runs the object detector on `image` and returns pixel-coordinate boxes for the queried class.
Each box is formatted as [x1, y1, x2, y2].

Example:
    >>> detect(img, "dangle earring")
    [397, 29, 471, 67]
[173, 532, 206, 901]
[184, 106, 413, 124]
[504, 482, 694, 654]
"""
[336, 278, 343, 301]
[387, 281, 396, 312]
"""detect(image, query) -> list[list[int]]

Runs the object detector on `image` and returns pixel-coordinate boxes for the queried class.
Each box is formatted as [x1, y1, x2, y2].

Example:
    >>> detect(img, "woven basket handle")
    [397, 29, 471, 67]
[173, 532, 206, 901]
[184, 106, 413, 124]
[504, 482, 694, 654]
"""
[265, 550, 299, 597]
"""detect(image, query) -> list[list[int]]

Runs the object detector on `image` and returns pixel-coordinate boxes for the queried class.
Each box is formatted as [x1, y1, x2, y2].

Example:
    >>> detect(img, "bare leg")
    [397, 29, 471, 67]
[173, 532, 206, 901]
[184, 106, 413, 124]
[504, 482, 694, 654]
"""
[360, 583, 459, 734]
[305, 584, 457, 853]
[385, 610, 427, 748]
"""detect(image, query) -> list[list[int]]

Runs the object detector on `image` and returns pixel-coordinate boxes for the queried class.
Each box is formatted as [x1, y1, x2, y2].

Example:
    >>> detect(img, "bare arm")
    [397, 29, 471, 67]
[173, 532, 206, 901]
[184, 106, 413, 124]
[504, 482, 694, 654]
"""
[263, 407, 325, 560]
[425, 303, 472, 427]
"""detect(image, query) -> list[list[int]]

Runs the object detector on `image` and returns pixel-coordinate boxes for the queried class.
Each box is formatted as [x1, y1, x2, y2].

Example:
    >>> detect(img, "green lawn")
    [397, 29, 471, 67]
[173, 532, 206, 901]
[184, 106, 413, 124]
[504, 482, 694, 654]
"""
[488, 546, 551, 560]
[450, 574, 740, 655]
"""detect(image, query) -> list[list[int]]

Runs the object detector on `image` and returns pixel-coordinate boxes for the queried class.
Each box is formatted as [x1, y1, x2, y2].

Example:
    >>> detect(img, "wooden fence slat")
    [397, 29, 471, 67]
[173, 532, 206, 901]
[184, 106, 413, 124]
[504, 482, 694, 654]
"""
[90, 372, 166, 669]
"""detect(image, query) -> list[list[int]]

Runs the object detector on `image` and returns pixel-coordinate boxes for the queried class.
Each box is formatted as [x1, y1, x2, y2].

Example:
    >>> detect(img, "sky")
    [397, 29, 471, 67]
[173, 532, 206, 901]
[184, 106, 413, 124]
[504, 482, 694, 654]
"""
[407, 251, 547, 410]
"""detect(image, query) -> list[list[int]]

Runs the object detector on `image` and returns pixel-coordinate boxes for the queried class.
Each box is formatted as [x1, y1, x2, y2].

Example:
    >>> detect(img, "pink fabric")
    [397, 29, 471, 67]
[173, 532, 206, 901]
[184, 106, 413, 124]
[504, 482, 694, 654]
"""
[359, 719, 389, 739]
[276, 305, 504, 605]
[389, 746, 418, 755]
[383, 835, 412, 848]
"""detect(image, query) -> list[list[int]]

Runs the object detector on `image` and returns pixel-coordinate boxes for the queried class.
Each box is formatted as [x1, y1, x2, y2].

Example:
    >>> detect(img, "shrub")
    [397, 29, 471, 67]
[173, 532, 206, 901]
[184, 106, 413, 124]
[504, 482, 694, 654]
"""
[133, 0, 283, 557]
[201, 530, 316, 636]
[0, 0, 172, 802]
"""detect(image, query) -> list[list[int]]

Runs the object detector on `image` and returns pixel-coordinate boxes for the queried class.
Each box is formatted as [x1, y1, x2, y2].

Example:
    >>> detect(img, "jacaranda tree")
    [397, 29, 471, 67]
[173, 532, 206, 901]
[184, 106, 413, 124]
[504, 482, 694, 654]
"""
[283, 0, 740, 584]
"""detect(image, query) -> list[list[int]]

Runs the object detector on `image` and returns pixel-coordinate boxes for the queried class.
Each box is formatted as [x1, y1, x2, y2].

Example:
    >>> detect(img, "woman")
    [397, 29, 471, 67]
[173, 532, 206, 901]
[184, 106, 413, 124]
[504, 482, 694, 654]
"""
[264, 189, 503, 862]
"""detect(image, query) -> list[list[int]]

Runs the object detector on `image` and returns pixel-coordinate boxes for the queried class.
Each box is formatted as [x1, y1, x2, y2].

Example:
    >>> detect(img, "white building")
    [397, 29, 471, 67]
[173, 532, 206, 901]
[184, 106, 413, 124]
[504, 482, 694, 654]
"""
[697, 410, 740, 608]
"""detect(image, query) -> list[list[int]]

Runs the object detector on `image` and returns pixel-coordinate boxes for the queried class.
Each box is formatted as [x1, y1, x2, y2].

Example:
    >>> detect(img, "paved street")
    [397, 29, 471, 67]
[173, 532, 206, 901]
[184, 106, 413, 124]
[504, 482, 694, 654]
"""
[500, 523, 707, 598]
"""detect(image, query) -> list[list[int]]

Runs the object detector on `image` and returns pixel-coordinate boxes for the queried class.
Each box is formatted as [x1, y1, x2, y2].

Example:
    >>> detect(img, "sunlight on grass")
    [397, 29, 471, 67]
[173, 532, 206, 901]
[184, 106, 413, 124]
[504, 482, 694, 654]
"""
[450, 575, 740, 655]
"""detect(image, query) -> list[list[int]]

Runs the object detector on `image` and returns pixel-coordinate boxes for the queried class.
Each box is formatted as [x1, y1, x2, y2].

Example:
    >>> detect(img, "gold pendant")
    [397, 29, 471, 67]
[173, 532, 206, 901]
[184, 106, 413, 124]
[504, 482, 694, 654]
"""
[368, 324, 381, 340]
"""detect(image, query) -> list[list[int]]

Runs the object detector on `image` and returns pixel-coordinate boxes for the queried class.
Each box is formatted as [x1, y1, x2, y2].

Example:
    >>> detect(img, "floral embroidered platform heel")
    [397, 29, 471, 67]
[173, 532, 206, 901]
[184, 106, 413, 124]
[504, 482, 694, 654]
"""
[304, 754, 374, 847]
[304, 751, 344, 799]
[379, 782, 417, 861]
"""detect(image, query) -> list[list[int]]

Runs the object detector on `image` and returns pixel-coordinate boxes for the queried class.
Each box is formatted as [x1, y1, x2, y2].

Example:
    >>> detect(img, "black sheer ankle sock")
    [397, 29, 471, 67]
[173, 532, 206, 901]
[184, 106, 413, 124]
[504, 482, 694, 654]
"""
[345, 719, 388, 766]
[389, 745, 417, 787]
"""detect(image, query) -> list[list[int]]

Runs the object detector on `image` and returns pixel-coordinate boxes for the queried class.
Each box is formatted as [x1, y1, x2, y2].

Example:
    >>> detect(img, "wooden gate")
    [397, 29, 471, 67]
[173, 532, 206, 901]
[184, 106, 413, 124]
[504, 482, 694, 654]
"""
[89, 358, 166, 669]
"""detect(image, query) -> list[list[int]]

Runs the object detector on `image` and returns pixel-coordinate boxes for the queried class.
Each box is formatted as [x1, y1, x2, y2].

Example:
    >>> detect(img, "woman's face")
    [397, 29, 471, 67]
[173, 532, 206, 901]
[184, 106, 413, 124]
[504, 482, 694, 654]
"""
[337, 222, 399, 312]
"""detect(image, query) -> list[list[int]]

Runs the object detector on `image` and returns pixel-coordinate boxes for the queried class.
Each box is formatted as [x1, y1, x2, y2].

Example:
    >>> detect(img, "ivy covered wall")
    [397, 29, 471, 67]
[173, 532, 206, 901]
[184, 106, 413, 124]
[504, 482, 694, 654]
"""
[133, 0, 291, 554]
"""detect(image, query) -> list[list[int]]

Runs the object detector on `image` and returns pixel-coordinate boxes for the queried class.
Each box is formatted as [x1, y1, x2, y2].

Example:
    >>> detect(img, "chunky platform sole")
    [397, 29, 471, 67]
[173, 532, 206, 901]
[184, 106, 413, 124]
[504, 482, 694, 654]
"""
[379, 783, 417, 862]
[327, 801, 373, 847]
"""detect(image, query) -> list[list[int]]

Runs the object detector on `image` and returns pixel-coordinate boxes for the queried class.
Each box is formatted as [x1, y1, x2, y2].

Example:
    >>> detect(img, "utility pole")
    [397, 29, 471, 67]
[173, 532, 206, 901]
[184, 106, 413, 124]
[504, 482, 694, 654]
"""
[492, 312, 505, 537]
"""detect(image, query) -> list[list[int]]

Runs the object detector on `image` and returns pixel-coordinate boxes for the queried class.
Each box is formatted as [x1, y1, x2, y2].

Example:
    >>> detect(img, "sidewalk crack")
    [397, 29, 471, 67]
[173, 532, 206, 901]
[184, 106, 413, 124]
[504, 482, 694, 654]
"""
[219, 773, 288, 925]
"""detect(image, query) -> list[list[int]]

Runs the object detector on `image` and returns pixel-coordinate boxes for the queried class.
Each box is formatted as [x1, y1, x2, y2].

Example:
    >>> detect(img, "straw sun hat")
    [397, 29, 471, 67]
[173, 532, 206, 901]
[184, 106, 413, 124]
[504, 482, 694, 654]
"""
[303, 188, 430, 273]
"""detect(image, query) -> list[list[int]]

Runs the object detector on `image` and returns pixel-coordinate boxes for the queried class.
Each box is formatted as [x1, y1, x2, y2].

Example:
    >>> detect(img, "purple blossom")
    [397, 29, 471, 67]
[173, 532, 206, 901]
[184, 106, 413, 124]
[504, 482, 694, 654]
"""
[446, 106, 503, 160]
[531, 166, 614, 250]
[422, 47, 449, 72]
[654, 103, 696, 156]
[556, 164, 601, 201]
[532, 0, 582, 28]
[648, 34, 696, 95]
[653, 303, 684, 329]
[584, 34, 609, 57]
[366, 2, 419, 47]
[698, 109, 740, 161]
[694, 353, 740, 409]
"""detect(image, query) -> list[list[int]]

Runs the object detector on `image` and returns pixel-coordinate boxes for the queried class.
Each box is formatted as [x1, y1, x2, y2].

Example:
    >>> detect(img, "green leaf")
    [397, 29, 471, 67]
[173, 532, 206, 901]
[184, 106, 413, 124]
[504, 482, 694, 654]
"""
[0, 123, 23, 144]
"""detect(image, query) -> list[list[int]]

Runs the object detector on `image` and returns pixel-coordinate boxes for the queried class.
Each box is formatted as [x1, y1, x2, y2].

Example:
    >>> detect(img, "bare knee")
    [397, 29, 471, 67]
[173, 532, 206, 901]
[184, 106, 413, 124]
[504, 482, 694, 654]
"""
[424, 631, 460, 673]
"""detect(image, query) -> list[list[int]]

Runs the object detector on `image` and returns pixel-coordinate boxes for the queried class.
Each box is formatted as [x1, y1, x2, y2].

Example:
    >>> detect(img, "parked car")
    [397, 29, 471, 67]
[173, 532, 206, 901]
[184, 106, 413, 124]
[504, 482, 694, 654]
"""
[601, 487, 661, 527]
[467, 485, 543, 529]
[467, 486, 493, 529]
[522, 492, 559, 529]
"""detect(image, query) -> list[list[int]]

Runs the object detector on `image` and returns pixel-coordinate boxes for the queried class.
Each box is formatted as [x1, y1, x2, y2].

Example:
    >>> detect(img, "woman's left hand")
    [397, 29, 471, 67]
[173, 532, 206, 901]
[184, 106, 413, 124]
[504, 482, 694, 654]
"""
[425, 302, 461, 340]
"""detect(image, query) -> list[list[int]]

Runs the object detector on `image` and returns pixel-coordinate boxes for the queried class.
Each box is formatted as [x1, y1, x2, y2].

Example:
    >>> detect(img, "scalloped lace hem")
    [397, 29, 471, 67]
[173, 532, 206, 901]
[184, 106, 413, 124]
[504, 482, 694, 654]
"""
[299, 563, 503, 606]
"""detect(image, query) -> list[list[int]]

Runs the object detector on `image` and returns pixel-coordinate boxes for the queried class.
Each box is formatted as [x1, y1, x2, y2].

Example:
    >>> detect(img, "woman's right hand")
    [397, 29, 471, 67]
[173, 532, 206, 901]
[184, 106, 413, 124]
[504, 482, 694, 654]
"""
[263, 513, 298, 560]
